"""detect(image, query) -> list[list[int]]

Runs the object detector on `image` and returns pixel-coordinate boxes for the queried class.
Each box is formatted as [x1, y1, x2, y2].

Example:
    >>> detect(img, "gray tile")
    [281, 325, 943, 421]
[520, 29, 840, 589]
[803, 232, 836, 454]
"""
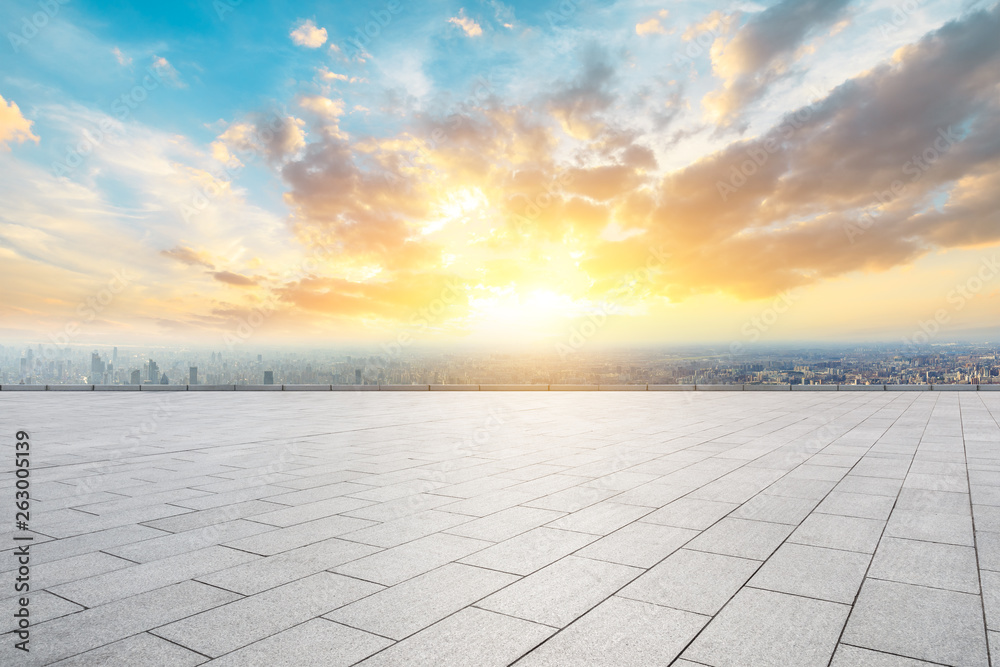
[641, 497, 738, 530]
[683, 588, 850, 667]
[105, 518, 277, 562]
[28, 581, 239, 664]
[982, 570, 1000, 631]
[884, 509, 974, 546]
[618, 548, 759, 615]
[816, 491, 896, 521]
[459, 527, 598, 576]
[730, 493, 818, 524]
[842, 579, 989, 666]
[444, 506, 566, 542]
[978, 530, 1000, 571]
[514, 596, 708, 667]
[49, 545, 259, 607]
[356, 607, 554, 667]
[334, 532, 491, 585]
[545, 501, 651, 535]
[338, 509, 472, 548]
[836, 475, 904, 497]
[523, 486, 620, 513]
[203, 618, 392, 667]
[685, 517, 793, 560]
[869, 537, 980, 593]
[895, 488, 971, 516]
[49, 632, 206, 667]
[790, 513, 885, 553]
[576, 521, 697, 568]
[198, 537, 381, 595]
[477, 555, 641, 627]
[224, 514, 377, 555]
[154, 572, 382, 657]
[829, 644, 942, 666]
[327, 563, 518, 639]
[749, 542, 870, 604]
[1, 590, 83, 633]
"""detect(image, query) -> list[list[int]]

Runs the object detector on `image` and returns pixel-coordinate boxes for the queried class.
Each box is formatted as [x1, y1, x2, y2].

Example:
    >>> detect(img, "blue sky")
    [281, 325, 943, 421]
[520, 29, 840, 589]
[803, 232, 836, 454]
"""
[1, 0, 998, 347]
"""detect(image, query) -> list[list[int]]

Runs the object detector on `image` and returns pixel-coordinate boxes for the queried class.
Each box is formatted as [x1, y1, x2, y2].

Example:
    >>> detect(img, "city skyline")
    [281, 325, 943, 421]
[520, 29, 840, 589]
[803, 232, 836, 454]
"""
[1, 1, 998, 347]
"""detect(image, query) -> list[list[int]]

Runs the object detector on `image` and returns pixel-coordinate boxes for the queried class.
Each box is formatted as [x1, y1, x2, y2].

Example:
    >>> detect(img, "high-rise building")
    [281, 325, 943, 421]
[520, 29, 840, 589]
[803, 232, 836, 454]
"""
[113, 347, 118, 366]
[263, 371, 274, 385]
[355, 369, 362, 384]
[130, 369, 141, 385]
[160, 373, 169, 385]
[148, 360, 159, 384]
[189, 367, 198, 385]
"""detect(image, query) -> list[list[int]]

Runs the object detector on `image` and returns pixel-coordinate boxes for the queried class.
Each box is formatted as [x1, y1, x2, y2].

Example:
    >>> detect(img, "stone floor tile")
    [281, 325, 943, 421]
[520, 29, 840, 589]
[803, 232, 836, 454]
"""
[685, 517, 793, 560]
[49, 545, 259, 607]
[575, 521, 698, 568]
[884, 509, 974, 546]
[203, 619, 391, 667]
[815, 491, 896, 521]
[48, 632, 206, 667]
[618, 548, 759, 615]
[459, 527, 598, 576]
[443, 506, 566, 542]
[829, 644, 943, 666]
[682, 587, 850, 667]
[641, 497, 738, 530]
[868, 537, 980, 593]
[730, 493, 818, 524]
[476, 555, 641, 628]
[327, 563, 518, 639]
[334, 533, 491, 586]
[545, 501, 651, 536]
[790, 513, 885, 553]
[153, 572, 382, 658]
[749, 542, 870, 604]
[356, 607, 554, 667]
[842, 578, 989, 666]
[513, 596, 708, 667]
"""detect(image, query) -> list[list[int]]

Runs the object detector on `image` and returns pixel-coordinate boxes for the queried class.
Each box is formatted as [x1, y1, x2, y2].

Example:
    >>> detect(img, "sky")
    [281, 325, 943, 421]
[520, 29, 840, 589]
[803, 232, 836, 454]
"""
[1, 0, 998, 351]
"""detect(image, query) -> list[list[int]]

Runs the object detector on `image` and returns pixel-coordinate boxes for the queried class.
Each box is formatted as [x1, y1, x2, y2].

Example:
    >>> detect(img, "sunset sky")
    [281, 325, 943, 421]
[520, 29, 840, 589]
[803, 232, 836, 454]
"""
[1, 0, 998, 349]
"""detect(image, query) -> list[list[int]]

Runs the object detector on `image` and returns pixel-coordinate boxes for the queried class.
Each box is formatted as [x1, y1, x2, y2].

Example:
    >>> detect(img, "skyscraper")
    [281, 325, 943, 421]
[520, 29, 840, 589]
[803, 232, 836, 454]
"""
[263, 370, 274, 385]
[355, 369, 362, 385]
[189, 367, 198, 385]
[148, 360, 159, 384]
[130, 369, 141, 385]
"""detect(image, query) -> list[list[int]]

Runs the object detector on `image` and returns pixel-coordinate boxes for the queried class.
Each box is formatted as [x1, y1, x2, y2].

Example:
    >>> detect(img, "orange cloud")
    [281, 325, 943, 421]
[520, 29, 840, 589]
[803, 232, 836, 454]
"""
[0, 95, 38, 149]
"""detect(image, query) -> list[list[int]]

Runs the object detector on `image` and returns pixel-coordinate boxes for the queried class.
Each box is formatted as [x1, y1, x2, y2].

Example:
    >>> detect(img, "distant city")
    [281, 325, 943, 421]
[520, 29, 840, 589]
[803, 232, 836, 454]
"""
[2, 341, 999, 386]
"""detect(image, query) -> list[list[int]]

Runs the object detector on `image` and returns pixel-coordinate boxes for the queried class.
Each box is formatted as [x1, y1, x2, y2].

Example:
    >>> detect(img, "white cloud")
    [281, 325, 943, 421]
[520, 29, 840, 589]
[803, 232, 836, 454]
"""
[290, 19, 328, 48]
[636, 10, 669, 36]
[112, 47, 132, 67]
[151, 56, 186, 88]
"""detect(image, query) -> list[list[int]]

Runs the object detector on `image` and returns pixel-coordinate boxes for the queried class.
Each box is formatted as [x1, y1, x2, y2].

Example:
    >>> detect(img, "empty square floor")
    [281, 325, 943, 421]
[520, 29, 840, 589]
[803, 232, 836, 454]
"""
[2, 390, 999, 666]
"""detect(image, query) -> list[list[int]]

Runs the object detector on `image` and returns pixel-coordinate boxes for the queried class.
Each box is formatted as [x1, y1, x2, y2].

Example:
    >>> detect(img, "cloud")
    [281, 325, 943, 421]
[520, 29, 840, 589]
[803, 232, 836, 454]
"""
[448, 10, 483, 37]
[703, 0, 852, 130]
[0, 95, 38, 149]
[215, 111, 306, 165]
[161, 246, 215, 268]
[636, 10, 669, 36]
[212, 271, 257, 286]
[290, 19, 328, 47]
[629, 3, 1000, 299]
[112, 47, 132, 67]
[547, 44, 617, 140]
[151, 56, 186, 88]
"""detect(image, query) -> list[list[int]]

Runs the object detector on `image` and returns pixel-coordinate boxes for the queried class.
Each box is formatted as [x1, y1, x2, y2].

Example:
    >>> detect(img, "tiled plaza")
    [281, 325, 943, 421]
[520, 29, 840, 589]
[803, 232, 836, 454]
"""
[2, 390, 999, 666]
